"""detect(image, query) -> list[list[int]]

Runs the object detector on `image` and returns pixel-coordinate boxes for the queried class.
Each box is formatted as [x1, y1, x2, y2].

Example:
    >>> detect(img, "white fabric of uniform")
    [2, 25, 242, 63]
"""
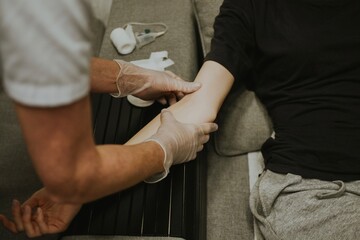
[0, 0, 93, 107]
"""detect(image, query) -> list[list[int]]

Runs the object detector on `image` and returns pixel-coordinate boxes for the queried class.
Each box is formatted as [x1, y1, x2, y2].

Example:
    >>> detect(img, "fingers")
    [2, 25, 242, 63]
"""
[34, 208, 48, 234]
[200, 134, 210, 145]
[156, 93, 177, 106]
[175, 92, 185, 100]
[167, 93, 177, 106]
[0, 214, 18, 233]
[178, 81, 202, 93]
[199, 122, 218, 135]
[164, 71, 201, 93]
[23, 205, 41, 238]
[196, 134, 211, 152]
[160, 109, 174, 123]
[0, 199, 47, 238]
[160, 110, 218, 140]
[197, 144, 204, 152]
[194, 123, 217, 153]
[157, 97, 167, 105]
[12, 199, 24, 231]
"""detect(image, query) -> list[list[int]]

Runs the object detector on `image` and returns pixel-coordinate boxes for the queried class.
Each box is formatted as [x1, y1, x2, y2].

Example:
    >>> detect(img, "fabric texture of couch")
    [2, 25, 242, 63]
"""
[193, 0, 272, 156]
[99, 0, 199, 82]
[0, 0, 273, 239]
[193, 0, 273, 239]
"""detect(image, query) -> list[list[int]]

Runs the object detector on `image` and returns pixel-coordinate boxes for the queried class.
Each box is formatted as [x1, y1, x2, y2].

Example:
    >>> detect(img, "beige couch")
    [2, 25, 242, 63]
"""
[0, 0, 273, 239]
[194, 0, 273, 239]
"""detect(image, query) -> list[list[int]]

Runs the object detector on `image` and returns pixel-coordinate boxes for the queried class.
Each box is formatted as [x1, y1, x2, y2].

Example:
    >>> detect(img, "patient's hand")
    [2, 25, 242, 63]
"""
[0, 188, 81, 238]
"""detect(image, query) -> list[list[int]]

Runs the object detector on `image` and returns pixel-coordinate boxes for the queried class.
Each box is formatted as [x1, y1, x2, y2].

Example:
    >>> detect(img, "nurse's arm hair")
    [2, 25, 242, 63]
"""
[126, 60, 234, 145]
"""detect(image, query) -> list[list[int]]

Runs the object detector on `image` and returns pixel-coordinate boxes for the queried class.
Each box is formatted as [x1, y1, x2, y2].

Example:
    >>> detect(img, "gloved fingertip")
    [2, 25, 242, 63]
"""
[191, 82, 202, 89]
[176, 92, 185, 99]
[168, 94, 177, 106]
[206, 123, 218, 133]
[157, 97, 167, 105]
[182, 82, 201, 92]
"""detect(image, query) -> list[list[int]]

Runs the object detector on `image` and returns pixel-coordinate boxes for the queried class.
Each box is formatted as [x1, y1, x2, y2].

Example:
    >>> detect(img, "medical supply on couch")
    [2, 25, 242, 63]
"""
[110, 25, 137, 55]
[110, 22, 168, 55]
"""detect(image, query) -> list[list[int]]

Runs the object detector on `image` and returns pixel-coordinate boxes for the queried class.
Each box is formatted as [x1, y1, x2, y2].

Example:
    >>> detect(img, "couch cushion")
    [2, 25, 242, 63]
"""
[62, 236, 184, 240]
[193, 0, 272, 155]
[214, 87, 273, 156]
[206, 145, 254, 240]
[193, 0, 221, 56]
[90, 16, 106, 56]
[99, 0, 199, 82]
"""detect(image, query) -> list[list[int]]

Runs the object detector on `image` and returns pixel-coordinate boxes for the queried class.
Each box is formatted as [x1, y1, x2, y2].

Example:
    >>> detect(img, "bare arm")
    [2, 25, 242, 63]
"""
[15, 96, 164, 204]
[90, 57, 119, 93]
[13, 61, 232, 205]
[89, 58, 234, 141]
[0, 60, 232, 238]
[127, 60, 234, 145]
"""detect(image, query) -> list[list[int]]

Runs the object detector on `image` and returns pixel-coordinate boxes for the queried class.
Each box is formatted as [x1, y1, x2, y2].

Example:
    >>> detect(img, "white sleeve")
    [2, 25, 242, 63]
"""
[0, 0, 93, 107]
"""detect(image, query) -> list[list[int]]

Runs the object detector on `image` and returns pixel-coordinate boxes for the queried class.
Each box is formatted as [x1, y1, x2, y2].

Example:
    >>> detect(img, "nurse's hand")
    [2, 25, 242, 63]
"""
[111, 59, 201, 105]
[0, 188, 81, 238]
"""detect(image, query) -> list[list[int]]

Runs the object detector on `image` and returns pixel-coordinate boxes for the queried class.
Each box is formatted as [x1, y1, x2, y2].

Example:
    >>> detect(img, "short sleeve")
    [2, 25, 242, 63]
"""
[0, 0, 93, 107]
[205, 0, 255, 81]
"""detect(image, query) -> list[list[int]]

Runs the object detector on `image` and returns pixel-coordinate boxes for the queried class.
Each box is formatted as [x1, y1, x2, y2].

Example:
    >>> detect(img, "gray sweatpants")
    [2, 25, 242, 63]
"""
[249, 170, 360, 240]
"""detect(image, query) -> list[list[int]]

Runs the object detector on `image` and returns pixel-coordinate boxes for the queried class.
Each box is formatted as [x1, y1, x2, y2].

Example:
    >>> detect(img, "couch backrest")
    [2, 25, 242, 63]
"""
[193, 0, 273, 156]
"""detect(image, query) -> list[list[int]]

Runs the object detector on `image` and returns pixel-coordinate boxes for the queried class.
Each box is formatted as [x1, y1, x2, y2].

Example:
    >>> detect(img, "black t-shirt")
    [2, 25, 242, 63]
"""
[206, 0, 360, 181]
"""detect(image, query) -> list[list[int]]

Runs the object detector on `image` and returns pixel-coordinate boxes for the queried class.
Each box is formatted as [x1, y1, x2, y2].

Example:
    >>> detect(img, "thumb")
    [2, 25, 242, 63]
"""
[199, 122, 218, 135]
[160, 109, 175, 123]
[22, 198, 39, 209]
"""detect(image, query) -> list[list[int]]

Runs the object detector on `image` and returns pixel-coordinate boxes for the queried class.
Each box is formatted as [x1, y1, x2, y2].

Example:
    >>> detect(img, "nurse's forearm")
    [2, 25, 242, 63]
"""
[126, 61, 234, 145]
[90, 57, 119, 93]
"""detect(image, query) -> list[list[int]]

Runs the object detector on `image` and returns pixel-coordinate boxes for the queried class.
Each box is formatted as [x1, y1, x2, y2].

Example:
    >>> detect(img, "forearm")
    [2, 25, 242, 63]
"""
[72, 61, 233, 199]
[90, 57, 119, 93]
[15, 96, 164, 204]
[53, 141, 164, 203]
[127, 61, 234, 145]
[42, 142, 164, 204]
[45, 144, 164, 204]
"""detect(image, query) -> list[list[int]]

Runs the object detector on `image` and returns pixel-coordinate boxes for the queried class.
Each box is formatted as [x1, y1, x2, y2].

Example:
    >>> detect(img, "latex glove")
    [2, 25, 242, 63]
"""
[0, 188, 81, 238]
[145, 109, 218, 183]
[111, 59, 201, 105]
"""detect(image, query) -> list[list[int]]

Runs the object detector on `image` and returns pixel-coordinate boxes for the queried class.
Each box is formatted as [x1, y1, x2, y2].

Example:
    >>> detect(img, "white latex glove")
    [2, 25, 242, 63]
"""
[111, 59, 201, 105]
[145, 109, 218, 183]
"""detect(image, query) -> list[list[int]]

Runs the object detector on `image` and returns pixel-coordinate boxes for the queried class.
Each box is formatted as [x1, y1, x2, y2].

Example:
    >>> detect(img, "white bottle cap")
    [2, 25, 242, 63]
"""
[110, 27, 136, 55]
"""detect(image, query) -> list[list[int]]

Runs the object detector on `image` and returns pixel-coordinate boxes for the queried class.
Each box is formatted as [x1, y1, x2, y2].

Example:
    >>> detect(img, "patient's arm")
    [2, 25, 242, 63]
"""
[127, 60, 235, 145]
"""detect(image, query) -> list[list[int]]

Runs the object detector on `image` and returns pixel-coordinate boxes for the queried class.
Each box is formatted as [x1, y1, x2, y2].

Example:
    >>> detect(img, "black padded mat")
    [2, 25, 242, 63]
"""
[62, 94, 206, 240]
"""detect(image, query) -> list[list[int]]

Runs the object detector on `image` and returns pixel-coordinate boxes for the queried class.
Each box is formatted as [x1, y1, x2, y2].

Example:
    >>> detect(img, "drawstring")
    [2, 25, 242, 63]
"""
[316, 180, 346, 199]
